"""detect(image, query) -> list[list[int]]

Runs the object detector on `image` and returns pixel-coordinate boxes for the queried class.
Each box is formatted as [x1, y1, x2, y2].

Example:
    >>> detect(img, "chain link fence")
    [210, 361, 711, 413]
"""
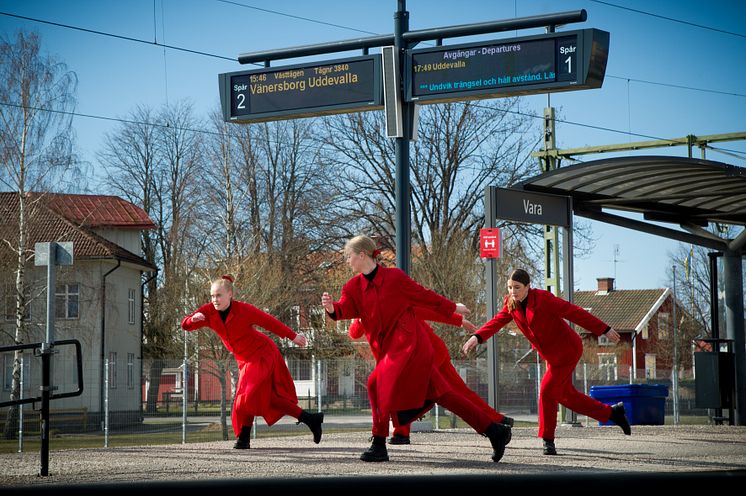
[1, 354, 710, 452]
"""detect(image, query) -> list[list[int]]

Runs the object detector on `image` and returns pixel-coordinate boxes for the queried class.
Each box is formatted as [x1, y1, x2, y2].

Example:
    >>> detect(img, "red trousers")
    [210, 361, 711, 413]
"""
[368, 366, 495, 437]
[237, 396, 302, 435]
[393, 360, 505, 437]
[539, 353, 613, 440]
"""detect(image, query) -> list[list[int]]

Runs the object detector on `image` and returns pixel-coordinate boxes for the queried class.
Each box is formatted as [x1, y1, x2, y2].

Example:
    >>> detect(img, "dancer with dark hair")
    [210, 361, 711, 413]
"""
[181, 275, 324, 449]
[322, 235, 511, 463]
[463, 268, 631, 455]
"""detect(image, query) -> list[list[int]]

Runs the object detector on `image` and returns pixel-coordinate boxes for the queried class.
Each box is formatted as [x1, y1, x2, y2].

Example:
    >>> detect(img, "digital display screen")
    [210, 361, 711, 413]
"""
[407, 29, 607, 103]
[220, 55, 382, 123]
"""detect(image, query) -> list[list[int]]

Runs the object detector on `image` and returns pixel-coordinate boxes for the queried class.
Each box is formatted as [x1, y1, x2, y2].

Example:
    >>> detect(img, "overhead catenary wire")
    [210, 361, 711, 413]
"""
[0, 3, 744, 161]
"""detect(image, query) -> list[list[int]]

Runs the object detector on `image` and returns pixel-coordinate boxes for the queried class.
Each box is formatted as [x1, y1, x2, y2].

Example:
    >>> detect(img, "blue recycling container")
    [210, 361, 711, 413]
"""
[589, 384, 669, 426]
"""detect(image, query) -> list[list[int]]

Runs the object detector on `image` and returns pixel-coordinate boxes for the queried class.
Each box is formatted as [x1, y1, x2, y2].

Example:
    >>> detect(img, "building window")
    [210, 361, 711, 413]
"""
[658, 312, 670, 340]
[287, 358, 311, 381]
[108, 352, 117, 389]
[127, 353, 135, 389]
[642, 324, 648, 340]
[55, 284, 79, 319]
[645, 354, 657, 380]
[128, 289, 136, 325]
[597, 353, 618, 381]
[598, 334, 613, 346]
[4, 354, 31, 392]
[4, 284, 30, 321]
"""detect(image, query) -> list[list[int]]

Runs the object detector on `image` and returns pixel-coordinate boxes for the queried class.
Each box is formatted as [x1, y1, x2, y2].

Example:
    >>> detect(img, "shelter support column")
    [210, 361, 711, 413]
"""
[723, 250, 745, 425]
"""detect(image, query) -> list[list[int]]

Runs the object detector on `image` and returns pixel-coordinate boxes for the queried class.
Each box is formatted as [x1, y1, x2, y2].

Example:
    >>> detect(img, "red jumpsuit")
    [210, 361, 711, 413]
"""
[349, 308, 506, 437]
[475, 288, 613, 440]
[330, 265, 494, 437]
[181, 300, 301, 437]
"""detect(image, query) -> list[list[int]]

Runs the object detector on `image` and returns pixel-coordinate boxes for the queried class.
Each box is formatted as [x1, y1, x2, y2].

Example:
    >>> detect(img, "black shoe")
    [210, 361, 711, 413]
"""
[233, 438, 250, 449]
[501, 416, 514, 445]
[361, 438, 389, 462]
[543, 439, 557, 455]
[298, 410, 324, 444]
[388, 434, 411, 445]
[233, 426, 251, 449]
[609, 402, 631, 435]
[483, 422, 511, 462]
[396, 401, 433, 426]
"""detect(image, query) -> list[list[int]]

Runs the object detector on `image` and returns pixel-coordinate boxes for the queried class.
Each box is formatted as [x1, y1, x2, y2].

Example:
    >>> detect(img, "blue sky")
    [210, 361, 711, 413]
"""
[2, 0, 745, 291]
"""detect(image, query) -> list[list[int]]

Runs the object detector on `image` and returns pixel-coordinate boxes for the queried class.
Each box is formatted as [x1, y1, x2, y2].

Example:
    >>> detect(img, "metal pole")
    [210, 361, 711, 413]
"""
[182, 352, 188, 445]
[485, 186, 500, 410]
[104, 358, 109, 447]
[394, 0, 411, 274]
[317, 359, 322, 413]
[39, 242, 57, 476]
[708, 252, 722, 423]
[672, 266, 680, 426]
[723, 250, 745, 425]
[18, 356, 23, 453]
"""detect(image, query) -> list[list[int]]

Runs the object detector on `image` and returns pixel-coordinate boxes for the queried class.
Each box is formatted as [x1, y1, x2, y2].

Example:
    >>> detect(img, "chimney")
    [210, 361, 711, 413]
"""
[597, 277, 615, 293]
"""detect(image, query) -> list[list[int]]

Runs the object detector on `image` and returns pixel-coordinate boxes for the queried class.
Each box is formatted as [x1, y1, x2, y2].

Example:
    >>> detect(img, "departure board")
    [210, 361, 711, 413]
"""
[407, 29, 609, 104]
[219, 55, 383, 123]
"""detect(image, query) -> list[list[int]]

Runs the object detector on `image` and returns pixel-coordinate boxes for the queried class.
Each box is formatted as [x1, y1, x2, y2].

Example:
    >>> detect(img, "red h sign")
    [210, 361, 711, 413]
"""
[480, 228, 501, 258]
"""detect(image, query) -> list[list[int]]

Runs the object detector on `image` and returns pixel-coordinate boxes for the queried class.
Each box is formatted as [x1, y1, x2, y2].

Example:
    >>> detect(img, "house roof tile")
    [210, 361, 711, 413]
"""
[573, 288, 668, 332]
[44, 193, 156, 230]
[0, 192, 156, 270]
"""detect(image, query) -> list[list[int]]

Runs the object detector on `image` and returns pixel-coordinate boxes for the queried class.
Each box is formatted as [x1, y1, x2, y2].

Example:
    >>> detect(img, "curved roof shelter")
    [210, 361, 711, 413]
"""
[516, 155, 746, 253]
[514, 155, 746, 425]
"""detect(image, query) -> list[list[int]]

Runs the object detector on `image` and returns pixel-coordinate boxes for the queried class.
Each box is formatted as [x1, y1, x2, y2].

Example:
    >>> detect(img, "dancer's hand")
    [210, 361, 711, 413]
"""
[321, 292, 335, 313]
[462, 335, 479, 355]
[455, 302, 470, 315]
[606, 328, 621, 343]
[461, 318, 477, 334]
[191, 312, 205, 322]
[293, 334, 308, 347]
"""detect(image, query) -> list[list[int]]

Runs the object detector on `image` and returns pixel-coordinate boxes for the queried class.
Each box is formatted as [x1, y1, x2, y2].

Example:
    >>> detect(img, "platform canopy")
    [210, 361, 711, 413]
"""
[515, 155, 746, 252]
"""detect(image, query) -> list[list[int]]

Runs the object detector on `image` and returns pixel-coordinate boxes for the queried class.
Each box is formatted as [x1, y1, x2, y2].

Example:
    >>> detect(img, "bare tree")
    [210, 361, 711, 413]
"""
[99, 100, 206, 413]
[0, 31, 81, 439]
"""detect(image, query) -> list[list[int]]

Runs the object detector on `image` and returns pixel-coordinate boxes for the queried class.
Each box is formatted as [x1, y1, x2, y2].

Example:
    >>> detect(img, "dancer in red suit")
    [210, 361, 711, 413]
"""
[463, 268, 631, 455]
[181, 275, 324, 449]
[321, 235, 511, 463]
[348, 309, 513, 445]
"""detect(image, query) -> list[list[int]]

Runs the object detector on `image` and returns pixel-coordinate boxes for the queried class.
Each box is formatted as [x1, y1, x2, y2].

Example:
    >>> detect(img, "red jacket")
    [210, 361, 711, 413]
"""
[330, 265, 456, 413]
[181, 300, 299, 431]
[475, 288, 608, 365]
[181, 300, 297, 361]
[349, 307, 462, 366]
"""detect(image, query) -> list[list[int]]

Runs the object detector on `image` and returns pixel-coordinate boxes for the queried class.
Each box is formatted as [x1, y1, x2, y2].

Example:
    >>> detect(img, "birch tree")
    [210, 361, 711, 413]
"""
[0, 31, 80, 439]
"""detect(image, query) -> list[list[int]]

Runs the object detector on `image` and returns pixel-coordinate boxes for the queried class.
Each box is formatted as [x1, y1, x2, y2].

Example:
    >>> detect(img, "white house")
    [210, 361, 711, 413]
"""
[0, 192, 156, 430]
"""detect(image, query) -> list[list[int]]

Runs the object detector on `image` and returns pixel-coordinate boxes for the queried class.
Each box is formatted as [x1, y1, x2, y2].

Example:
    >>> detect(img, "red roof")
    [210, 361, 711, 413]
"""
[0, 192, 156, 270]
[44, 193, 156, 230]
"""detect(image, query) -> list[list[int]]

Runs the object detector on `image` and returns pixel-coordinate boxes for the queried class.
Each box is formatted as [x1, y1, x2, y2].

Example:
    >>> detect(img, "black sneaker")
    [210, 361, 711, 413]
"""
[388, 434, 411, 445]
[483, 422, 511, 462]
[609, 402, 632, 435]
[361, 439, 389, 462]
[543, 439, 557, 455]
